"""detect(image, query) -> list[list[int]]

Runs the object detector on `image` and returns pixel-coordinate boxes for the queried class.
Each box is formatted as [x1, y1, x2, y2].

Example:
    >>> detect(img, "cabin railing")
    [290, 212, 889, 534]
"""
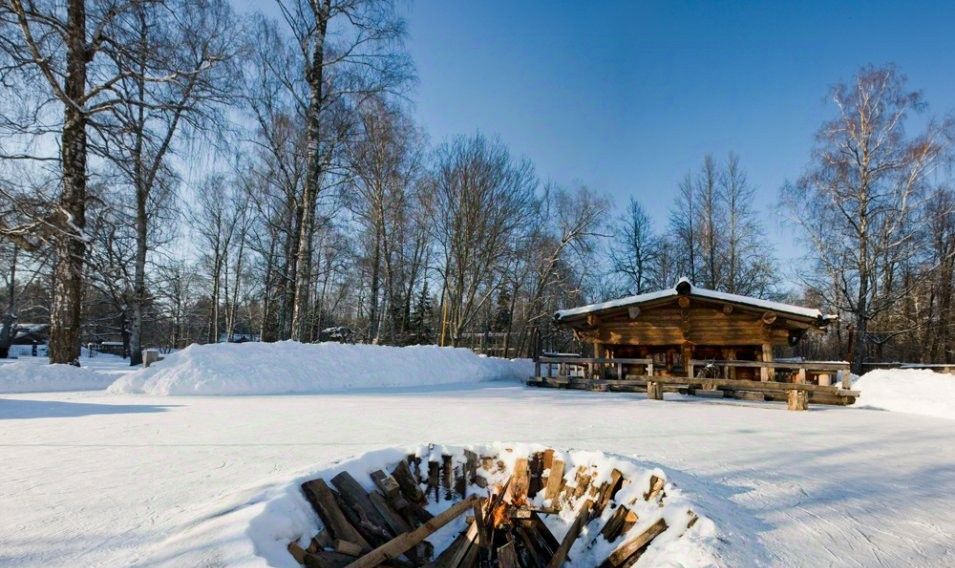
[533, 356, 852, 389]
[535, 356, 653, 381]
[687, 359, 852, 389]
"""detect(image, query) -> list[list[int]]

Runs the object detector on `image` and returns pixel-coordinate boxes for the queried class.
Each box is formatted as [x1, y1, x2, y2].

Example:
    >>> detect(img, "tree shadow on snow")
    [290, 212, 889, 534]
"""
[0, 397, 178, 420]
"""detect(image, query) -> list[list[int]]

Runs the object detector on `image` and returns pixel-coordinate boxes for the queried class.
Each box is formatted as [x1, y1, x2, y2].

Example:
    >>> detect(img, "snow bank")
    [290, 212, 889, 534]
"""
[108, 341, 532, 396]
[0, 360, 114, 393]
[854, 369, 955, 421]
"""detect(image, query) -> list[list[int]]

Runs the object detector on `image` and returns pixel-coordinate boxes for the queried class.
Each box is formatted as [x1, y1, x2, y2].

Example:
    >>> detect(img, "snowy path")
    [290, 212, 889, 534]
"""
[1, 384, 953, 567]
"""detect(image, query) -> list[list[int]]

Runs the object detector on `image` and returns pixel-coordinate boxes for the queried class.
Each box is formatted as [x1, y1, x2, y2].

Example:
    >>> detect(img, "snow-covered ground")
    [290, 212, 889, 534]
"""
[2, 383, 954, 567]
[854, 368, 955, 421]
[0, 353, 132, 393]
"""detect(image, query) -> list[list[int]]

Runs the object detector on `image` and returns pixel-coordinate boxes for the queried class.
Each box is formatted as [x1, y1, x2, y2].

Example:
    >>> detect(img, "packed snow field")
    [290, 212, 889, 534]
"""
[1, 343, 954, 567]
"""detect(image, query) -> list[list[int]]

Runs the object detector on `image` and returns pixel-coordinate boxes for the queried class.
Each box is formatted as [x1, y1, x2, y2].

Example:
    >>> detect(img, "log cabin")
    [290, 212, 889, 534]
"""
[553, 278, 837, 382]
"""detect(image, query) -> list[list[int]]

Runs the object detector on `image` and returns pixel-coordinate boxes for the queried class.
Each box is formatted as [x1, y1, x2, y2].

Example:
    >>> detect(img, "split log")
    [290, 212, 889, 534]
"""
[511, 458, 530, 505]
[546, 498, 593, 568]
[528, 451, 544, 497]
[301, 479, 371, 551]
[543, 459, 565, 503]
[371, 471, 404, 503]
[331, 472, 393, 543]
[289, 541, 308, 564]
[646, 381, 663, 400]
[600, 505, 637, 542]
[312, 529, 333, 549]
[442, 454, 454, 500]
[471, 498, 489, 550]
[497, 540, 520, 568]
[428, 518, 478, 568]
[601, 518, 668, 568]
[334, 540, 363, 557]
[391, 460, 427, 504]
[427, 460, 441, 502]
[573, 468, 592, 499]
[345, 495, 479, 568]
[594, 469, 623, 516]
[644, 475, 665, 501]
[368, 491, 413, 536]
[304, 550, 368, 568]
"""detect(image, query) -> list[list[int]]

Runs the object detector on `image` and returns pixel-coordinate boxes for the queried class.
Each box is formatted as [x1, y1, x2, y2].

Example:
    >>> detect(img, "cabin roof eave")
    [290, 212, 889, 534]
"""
[554, 279, 838, 327]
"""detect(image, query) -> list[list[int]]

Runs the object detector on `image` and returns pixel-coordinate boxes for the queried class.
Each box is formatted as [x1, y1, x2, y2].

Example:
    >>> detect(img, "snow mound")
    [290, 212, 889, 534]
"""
[108, 341, 532, 396]
[0, 360, 114, 393]
[147, 444, 728, 567]
[854, 369, 955, 421]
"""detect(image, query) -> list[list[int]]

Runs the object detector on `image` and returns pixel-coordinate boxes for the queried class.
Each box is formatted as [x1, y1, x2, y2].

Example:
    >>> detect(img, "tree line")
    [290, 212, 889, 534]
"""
[0, 3, 952, 371]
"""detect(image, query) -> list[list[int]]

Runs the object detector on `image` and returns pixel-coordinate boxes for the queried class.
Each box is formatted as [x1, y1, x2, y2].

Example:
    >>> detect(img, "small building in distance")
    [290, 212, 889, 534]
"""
[553, 278, 837, 381]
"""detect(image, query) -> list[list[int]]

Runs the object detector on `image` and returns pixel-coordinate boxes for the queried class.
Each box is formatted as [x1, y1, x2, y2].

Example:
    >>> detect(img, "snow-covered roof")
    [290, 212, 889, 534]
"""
[555, 278, 837, 323]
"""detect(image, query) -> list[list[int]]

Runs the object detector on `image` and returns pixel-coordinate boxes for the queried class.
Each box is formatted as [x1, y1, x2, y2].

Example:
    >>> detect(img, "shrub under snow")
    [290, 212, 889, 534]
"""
[854, 369, 955, 421]
[108, 341, 532, 396]
[0, 360, 114, 393]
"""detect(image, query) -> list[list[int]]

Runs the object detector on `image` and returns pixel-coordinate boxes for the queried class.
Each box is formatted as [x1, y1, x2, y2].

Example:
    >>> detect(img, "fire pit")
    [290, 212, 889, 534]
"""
[281, 444, 711, 567]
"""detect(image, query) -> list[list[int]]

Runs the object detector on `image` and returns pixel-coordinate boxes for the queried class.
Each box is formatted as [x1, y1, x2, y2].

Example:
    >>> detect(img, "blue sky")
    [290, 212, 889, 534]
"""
[237, 0, 955, 266]
[403, 0, 955, 264]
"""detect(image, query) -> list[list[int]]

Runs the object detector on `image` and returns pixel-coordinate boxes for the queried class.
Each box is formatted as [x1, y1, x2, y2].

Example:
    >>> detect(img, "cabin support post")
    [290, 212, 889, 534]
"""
[840, 370, 851, 389]
[646, 381, 663, 400]
[787, 389, 808, 411]
[683, 343, 694, 378]
[760, 343, 773, 382]
[818, 373, 831, 386]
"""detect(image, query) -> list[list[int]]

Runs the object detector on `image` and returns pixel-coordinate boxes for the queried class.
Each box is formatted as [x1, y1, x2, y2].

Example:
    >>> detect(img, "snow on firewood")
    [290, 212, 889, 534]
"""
[853, 369, 955, 421]
[0, 360, 114, 393]
[108, 341, 532, 396]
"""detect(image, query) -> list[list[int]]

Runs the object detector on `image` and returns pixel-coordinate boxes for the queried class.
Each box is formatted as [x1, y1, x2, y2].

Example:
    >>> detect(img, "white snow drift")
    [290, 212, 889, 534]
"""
[0, 360, 114, 393]
[854, 368, 955, 421]
[108, 341, 532, 396]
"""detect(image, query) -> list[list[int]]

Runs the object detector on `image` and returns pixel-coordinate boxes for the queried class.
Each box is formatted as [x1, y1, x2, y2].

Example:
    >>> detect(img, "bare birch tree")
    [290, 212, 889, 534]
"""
[783, 65, 953, 372]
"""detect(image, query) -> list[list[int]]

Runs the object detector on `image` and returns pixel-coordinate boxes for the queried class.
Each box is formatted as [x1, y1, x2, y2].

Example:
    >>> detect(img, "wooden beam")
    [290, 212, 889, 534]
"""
[761, 312, 778, 325]
[677, 296, 691, 309]
[344, 496, 479, 568]
[722, 304, 734, 315]
[602, 517, 668, 567]
[627, 306, 640, 319]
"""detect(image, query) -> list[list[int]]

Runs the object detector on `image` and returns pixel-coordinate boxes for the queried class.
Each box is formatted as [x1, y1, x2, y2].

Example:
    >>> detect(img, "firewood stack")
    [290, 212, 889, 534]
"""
[287, 448, 700, 568]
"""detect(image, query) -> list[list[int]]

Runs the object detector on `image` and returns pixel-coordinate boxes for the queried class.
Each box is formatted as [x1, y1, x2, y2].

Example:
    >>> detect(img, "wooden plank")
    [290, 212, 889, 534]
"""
[346, 496, 479, 568]
[602, 517, 668, 568]
[301, 479, 371, 551]
[546, 499, 593, 568]
[497, 540, 520, 568]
